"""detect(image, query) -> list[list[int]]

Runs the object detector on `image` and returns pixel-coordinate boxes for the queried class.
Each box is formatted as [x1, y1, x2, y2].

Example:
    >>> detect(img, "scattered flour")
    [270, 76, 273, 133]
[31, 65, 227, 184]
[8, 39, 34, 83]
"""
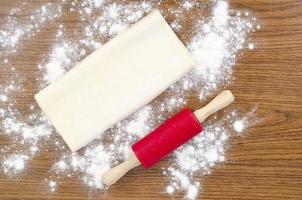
[181, 0, 257, 100]
[248, 43, 255, 49]
[166, 185, 175, 194]
[2, 116, 52, 140]
[232, 106, 258, 134]
[183, 1, 195, 10]
[233, 119, 245, 133]
[3, 154, 28, 174]
[0, 1, 259, 200]
[0, 3, 63, 52]
[49, 180, 57, 192]
[39, 42, 84, 85]
[0, 95, 8, 102]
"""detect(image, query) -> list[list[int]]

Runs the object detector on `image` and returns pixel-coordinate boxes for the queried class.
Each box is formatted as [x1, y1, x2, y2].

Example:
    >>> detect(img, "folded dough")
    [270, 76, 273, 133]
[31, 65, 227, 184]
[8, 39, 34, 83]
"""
[35, 10, 195, 151]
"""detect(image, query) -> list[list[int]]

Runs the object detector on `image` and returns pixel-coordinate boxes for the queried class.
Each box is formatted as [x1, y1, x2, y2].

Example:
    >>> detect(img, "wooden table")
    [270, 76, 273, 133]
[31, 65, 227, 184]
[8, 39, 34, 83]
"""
[0, 0, 301, 199]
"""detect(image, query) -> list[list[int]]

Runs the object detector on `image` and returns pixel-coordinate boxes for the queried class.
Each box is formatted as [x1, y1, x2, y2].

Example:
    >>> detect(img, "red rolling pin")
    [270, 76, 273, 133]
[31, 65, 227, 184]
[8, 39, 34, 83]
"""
[102, 90, 234, 186]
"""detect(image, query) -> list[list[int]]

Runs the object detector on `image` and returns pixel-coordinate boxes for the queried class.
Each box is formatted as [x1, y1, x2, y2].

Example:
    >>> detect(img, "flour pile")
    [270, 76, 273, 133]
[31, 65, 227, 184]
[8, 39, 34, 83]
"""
[0, 1, 258, 199]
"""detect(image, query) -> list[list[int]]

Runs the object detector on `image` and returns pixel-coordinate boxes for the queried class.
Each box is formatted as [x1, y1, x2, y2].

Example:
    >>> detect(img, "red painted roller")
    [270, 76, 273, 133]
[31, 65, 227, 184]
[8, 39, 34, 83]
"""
[132, 108, 203, 169]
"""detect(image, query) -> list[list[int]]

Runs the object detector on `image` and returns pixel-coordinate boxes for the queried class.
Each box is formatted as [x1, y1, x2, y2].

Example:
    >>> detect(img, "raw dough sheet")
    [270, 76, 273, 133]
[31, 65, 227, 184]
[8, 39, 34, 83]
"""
[35, 10, 195, 151]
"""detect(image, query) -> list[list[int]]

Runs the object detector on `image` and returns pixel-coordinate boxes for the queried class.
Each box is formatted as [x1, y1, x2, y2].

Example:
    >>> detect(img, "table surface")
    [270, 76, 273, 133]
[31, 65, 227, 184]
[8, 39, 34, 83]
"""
[0, 0, 301, 199]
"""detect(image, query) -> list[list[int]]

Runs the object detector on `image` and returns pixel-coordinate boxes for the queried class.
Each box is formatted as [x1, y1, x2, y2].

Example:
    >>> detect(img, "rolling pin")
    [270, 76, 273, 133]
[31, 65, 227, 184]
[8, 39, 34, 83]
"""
[102, 90, 234, 186]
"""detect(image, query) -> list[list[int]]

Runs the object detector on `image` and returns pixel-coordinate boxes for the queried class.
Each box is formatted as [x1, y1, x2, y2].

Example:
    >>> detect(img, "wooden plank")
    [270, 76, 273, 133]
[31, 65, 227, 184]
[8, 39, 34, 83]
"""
[0, 0, 301, 199]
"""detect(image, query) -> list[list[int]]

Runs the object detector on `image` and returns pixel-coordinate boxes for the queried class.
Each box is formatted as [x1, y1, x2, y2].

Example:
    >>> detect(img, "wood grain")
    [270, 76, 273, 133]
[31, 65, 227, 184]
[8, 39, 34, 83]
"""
[0, 0, 302, 199]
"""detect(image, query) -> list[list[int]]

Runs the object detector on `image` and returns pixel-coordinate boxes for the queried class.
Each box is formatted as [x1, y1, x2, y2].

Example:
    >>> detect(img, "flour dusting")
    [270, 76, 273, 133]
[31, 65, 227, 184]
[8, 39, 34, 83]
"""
[3, 154, 28, 174]
[0, 3, 63, 52]
[0, 1, 259, 199]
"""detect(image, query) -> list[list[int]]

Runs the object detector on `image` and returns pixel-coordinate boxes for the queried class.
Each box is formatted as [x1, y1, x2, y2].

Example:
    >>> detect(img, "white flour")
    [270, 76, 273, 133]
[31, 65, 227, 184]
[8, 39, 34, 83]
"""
[0, 2, 63, 53]
[0, 1, 259, 199]
[3, 154, 29, 174]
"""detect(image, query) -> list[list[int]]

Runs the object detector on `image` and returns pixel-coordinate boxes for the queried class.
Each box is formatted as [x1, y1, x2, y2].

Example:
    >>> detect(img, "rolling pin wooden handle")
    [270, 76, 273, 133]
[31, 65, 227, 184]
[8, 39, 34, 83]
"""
[194, 90, 234, 123]
[102, 152, 141, 186]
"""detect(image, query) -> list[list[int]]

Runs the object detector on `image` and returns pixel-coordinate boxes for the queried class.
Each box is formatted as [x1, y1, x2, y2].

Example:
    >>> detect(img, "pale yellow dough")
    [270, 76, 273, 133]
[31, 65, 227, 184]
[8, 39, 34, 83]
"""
[35, 10, 195, 151]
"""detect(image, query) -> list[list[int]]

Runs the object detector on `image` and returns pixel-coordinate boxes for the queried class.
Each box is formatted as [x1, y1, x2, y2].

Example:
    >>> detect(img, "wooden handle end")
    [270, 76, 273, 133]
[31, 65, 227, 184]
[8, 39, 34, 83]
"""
[194, 90, 234, 122]
[102, 153, 141, 186]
